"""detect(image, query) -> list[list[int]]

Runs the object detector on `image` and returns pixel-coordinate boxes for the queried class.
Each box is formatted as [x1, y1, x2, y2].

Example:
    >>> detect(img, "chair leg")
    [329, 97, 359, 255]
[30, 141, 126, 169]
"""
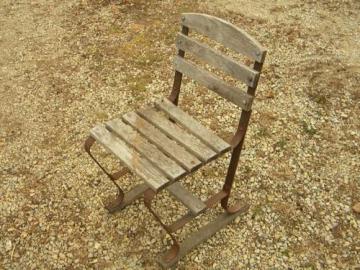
[84, 136, 128, 212]
[142, 185, 249, 269]
[143, 188, 180, 263]
[222, 109, 252, 213]
[221, 142, 246, 214]
[157, 201, 249, 269]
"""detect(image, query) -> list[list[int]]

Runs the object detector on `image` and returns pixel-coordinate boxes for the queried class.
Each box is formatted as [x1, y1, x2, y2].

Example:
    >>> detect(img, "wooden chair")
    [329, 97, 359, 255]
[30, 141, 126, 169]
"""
[84, 13, 266, 268]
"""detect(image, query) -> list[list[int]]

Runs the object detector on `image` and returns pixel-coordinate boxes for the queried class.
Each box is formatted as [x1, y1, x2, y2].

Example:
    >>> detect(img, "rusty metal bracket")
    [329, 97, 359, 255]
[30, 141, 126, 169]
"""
[84, 136, 130, 212]
[144, 188, 180, 263]
[157, 200, 249, 269]
[229, 125, 246, 149]
[142, 185, 249, 266]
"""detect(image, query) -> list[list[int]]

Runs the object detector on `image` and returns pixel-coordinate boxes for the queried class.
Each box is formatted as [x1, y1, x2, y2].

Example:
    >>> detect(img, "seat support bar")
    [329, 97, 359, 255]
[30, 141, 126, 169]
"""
[158, 201, 249, 269]
[85, 133, 250, 269]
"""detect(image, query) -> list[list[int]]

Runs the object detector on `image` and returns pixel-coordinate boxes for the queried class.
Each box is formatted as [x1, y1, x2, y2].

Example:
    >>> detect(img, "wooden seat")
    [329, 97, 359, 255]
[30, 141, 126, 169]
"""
[84, 12, 267, 269]
[91, 98, 230, 192]
[90, 98, 231, 214]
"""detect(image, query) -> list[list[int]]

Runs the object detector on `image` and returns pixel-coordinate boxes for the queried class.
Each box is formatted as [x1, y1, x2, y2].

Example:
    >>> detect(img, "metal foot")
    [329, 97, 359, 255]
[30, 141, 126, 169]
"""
[224, 200, 247, 214]
[221, 195, 248, 214]
[157, 200, 249, 269]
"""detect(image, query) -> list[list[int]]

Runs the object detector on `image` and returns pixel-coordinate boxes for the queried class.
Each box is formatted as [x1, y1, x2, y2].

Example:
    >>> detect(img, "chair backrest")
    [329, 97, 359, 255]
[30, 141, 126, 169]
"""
[169, 13, 267, 112]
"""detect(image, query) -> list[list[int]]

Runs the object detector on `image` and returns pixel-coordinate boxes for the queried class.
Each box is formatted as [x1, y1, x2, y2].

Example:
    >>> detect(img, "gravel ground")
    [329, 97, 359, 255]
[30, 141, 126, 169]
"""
[1, 0, 359, 269]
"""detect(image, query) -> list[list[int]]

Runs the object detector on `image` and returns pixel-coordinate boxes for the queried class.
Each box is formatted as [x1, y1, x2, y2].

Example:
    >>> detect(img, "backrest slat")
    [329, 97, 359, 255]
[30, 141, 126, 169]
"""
[174, 56, 253, 111]
[176, 33, 259, 87]
[181, 13, 266, 63]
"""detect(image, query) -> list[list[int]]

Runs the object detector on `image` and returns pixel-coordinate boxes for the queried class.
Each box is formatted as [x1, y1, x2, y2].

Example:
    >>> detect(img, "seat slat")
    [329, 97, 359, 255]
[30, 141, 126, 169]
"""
[138, 107, 217, 162]
[173, 56, 253, 110]
[106, 119, 186, 180]
[176, 33, 259, 87]
[122, 111, 201, 172]
[166, 182, 206, 215]
[90, 125, 169, 191]
[181, 13, 267, 63]
[155, 98, 230, 154]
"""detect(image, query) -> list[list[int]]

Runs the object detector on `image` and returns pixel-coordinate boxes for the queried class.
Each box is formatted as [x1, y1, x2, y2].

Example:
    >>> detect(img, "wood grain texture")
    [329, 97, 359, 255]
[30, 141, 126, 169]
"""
[176, 33, 259, 87]
[155, 98, 231, 154]
[137, 107, 217, 162]
[181, 13, 266, 62]
[173, 56, 253, 110]
[122, 111, 202, 172]
[106, 119, 186, 180]
[90, 125, 169, 191]
[166, 182, 206, 215]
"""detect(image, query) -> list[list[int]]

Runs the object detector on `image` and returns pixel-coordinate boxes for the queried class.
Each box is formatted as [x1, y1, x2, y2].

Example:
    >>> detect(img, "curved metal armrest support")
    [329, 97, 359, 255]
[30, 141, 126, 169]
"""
[229, 109, 252, 149]
[229, 127, 246, 149]
[84, 136, 126, 205]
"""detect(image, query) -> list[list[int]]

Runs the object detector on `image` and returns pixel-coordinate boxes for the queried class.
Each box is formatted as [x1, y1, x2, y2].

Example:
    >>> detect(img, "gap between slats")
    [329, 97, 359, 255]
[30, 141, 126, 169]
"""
[90, 125, 169, 191]
[122, 111, 202, 172]
[176, 33, 259, 88]
[155, 98, 231, 154]
[137, 107, 217, 162]
[181, 13, 266, 63]
[173, 56, 253, 110]
[106, 118, 187, 181]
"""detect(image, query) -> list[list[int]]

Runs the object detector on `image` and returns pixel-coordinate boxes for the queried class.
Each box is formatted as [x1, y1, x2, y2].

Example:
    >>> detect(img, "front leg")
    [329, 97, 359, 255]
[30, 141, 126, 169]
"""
[143, 188, 180, 263]
[84, 136, 125, 211]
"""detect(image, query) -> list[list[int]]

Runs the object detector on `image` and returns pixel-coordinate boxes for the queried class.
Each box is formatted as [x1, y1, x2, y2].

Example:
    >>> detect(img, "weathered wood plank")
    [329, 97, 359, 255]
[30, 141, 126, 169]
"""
[181, 13, 266, 63]
[166, 182, 206, 215]
[90, 125, 169, 191]
[157, 201, 249, 269]
[106, 119, 186, 180]
[122, 112, 201, 172]
[155, 98, 231, 154]
[137, 107, 217, 162]
[176, 33, 259, 87]
[174, 56, 253, 110]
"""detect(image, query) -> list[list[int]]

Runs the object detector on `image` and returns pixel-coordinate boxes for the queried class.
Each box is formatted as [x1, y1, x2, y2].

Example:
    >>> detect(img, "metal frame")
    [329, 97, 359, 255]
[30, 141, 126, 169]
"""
[84, 132, 250, 268]
[84, 22, 265, 270]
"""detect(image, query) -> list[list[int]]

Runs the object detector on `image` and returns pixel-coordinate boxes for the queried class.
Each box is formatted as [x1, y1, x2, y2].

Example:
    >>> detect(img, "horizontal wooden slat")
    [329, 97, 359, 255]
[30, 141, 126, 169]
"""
[166, 182, 206, 215]
[174, 56, 253, 110]
[138, 107, 217, 162]
[155, 98, 231, 154]
[90, 125, 169, 191]
[106, 119, 187, 181]
[176, 33, 259, 87]
[181, 13, 266, 63]
[122, 111, 201, 172]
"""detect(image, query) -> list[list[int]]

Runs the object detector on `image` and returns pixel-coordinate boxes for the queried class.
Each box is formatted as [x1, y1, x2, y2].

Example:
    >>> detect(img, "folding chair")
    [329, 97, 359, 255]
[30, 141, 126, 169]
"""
[84, 13, 266, 268]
